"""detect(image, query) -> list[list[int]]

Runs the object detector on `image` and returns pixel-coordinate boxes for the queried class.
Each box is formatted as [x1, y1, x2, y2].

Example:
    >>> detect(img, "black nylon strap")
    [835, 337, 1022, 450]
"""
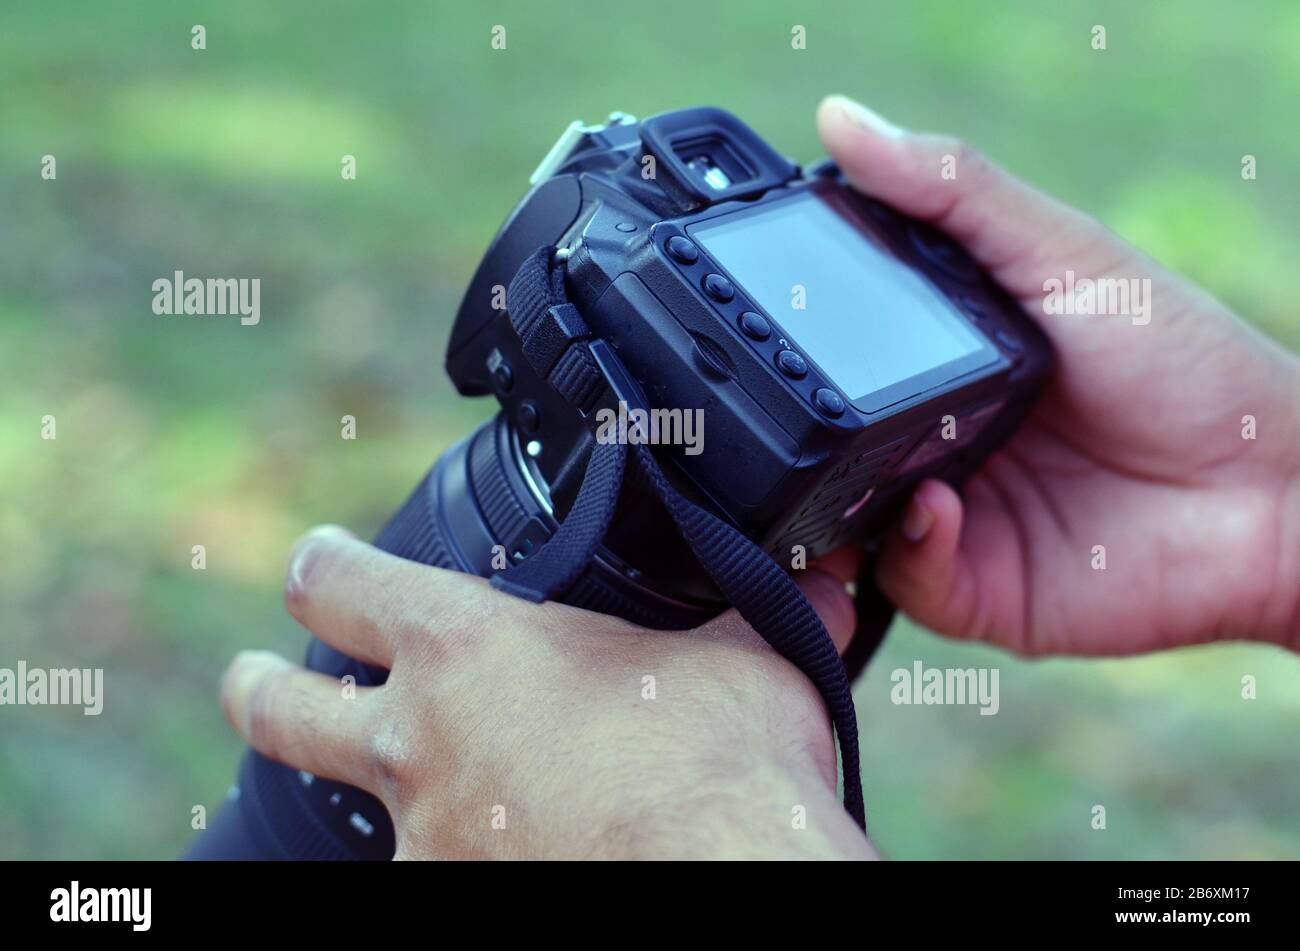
[490, 437, 627, 603]
[628, 442, 866, 828]
[508, 248, 605, 413]
[493, 245, 871, 830]
[844, 553, 895, 681]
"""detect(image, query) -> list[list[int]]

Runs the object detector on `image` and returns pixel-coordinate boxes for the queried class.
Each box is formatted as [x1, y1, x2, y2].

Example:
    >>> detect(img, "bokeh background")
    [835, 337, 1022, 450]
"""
[2, 0, 1298, 859]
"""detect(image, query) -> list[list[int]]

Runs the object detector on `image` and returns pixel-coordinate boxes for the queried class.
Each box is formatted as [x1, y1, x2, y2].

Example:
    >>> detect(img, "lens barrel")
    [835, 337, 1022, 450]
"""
[186, 413, 717, 860]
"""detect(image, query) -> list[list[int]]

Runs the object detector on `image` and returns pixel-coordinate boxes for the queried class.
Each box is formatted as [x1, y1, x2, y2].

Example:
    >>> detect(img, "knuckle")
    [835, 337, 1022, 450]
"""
[367, 714, 416, 798]
[398, 575, 511, 665]
[405, 609, 478, 672]
[454, 591, 512, 643]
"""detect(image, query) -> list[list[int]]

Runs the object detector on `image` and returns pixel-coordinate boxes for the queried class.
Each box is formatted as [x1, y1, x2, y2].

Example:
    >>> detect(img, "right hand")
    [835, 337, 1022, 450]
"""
[818, 95, 1300, 657]
[219, 528, 874, 859]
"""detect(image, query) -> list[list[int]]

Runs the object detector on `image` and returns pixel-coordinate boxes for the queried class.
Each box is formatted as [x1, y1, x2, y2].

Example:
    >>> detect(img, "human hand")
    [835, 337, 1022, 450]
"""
[218, 527, 876, 860]
[818, 95, 1300, 656]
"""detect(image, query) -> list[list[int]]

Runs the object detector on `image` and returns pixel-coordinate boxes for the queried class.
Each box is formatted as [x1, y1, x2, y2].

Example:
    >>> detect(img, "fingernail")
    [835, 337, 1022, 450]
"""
[285, 544, 315, 607]
[285, 527, 347, 611]
[902, 496, 935, 543]
[831, 95, 905, 139]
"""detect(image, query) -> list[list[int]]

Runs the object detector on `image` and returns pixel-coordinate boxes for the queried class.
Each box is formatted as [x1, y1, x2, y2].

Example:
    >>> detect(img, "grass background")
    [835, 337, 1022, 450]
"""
[1, 0, 1297, 858]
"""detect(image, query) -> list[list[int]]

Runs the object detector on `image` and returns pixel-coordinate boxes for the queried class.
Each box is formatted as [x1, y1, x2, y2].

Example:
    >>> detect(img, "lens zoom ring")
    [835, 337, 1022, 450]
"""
[372, 471, 457, 571]
[470, 422, 531, 544]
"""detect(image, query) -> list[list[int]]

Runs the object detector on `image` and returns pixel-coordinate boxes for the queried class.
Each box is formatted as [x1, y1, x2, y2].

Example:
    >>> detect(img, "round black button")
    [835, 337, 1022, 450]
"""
[702, 273, 734, 302]
[517, 401, 541, 433]
[492, 362, 514, 392]
[615, 221, 637, 233]
[738, 311, 771, 340]
[667, 236, 699, 264]
[813, 388, 846, 418]
[776, 349, 807, 379]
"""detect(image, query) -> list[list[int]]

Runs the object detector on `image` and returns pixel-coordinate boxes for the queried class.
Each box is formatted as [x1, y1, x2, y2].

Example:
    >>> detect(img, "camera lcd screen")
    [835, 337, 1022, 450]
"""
[689, 190, 996, 408]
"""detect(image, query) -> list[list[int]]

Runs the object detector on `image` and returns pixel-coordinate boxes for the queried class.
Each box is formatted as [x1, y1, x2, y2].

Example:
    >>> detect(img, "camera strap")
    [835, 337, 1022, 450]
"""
[489, 246, 870, 830]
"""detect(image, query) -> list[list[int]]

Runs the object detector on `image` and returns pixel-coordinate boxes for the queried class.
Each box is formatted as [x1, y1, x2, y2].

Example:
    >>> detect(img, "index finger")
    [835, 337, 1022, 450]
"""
[283, 525, 492, 667]
[282, 524, 504, 665]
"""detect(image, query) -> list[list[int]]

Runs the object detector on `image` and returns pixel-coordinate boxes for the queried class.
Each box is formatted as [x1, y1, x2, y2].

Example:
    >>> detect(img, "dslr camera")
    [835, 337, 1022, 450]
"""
[188, 106, 1052, 860]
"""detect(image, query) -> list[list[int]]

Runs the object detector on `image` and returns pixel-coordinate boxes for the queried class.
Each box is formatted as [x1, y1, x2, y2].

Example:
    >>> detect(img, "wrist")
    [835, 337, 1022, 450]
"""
[586, 754, 874, 860]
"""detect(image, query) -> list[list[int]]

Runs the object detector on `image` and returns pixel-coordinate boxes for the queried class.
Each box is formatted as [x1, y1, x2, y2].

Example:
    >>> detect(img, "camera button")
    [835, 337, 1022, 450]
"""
[492, 362, 514, 393]
[702, 273, 735, 302]
[813, 388, 846, 418]
[667, 236, 699, 264]
[958, 294, 990, 320]
[776, 349, 807, 379]
[517, 401, 541, 434]
[738, 311, 771, 341]
[995, 329, 1023, 352]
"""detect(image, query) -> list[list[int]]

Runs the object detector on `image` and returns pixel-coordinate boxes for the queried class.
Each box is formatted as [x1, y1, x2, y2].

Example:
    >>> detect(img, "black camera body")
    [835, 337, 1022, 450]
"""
[448, 107, 1051, 572]
[187, 107, 1052, 861]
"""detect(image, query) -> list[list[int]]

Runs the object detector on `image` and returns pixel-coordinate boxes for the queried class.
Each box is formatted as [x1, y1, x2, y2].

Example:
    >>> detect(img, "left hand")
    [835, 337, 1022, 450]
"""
[219, 526, 875, 859]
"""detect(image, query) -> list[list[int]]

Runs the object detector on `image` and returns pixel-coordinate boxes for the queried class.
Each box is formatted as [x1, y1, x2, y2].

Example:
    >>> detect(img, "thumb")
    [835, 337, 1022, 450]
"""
[793, 568, 856, 655]
[815, 94, 1108, 300]
[874, 479, 982, 639]
[699, 568, 856, 660]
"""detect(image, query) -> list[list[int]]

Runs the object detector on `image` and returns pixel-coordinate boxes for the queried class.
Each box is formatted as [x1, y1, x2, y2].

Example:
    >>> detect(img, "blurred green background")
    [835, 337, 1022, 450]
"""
[2, 1, 1297, 859]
